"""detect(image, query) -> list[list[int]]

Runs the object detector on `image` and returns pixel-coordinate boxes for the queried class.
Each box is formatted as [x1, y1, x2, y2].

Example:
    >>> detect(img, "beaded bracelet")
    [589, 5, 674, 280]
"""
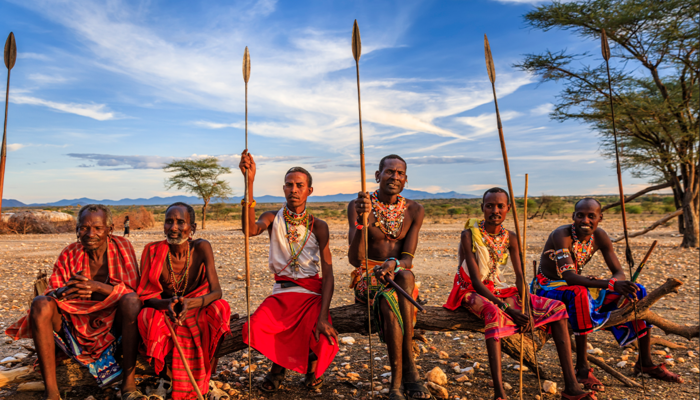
[608, 278, 617, 291]
[498, 302, 509, 312]
[240, 199, 257, 208]
[386, 257, 402, 273]
[557, 263, 576, 277]
[401, 251, 415, 258]
[354, 221, 364, 230]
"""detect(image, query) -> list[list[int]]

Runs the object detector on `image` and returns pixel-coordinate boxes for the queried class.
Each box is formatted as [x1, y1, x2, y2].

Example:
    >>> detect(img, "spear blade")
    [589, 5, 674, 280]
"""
[4, 32, 16, 70]
[600, 29, 611, 61]
[242, 46, 251, 84]
[484, 34, 496, 84]
[352, 20, 362, 62]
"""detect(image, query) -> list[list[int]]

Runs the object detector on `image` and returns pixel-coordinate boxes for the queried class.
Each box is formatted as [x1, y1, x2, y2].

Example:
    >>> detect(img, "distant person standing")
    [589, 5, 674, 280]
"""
[124, 216, 130, 238]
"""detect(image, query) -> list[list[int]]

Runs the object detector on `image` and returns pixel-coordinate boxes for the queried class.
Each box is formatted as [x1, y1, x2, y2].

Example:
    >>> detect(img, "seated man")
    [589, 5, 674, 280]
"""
[137, 202, 231, 400]
[532, 198, 682, 392]
[239, 152, 339, 392]
[6, 204, 143, 400]
[348, 155, 429, 400]
[444, 189, 593, 400]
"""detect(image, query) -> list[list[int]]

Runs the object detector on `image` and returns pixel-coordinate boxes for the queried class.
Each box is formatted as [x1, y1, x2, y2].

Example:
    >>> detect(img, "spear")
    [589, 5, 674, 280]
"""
[518, 173, 529, 399]
[600, 28, 645, 396]
[1, 32, 17, 212]
[241, 46, 252, 397]
[617, 240, 657, 307]
[484, 34, 542, 398]
[351, 20, 374, 398]
[164, 319, 205, 400]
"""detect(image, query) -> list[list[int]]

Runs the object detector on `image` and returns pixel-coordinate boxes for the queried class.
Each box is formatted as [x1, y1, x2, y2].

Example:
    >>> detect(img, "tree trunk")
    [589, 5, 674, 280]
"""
[680, 188, 699, 248]
[202, 199, 209, 230]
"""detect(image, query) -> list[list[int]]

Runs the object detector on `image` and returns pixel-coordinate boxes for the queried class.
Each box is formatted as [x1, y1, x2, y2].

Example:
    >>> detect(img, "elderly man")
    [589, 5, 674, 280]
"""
[137, 202, 231, 400]
[347, 154, 428, 400]
[6, 204, 143, 400]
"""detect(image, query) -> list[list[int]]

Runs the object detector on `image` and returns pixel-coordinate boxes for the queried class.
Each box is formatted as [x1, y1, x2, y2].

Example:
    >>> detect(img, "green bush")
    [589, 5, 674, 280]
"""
[663, 197, 675, 205]
[663, 205, 676, 213]
[447, 207, 464, 216]
[626, 205, 643, 214]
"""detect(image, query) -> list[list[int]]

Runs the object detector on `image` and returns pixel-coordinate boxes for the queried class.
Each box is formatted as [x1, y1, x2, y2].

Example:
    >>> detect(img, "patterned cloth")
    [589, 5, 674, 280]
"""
[54, 317, 122, 387]
[532, 273, 649, 346]
[6, 236, 139, 366]
[243, 274, 338, 379]
[443, 267, 568, 340]
[137, 240, 231, 400]
[352, 259, 418, 343]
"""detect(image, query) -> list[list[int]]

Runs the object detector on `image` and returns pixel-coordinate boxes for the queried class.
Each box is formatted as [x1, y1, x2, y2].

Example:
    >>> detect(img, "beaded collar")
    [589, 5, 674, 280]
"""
[478, 220, 509, 281]
[370, 190, 406, 239]
[283, 205, 310, 243]
[570, 224, 594, 273]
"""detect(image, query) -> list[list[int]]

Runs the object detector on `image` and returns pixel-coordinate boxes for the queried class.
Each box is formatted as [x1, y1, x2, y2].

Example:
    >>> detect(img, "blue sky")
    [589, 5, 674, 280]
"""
[0, 0, 650, 203]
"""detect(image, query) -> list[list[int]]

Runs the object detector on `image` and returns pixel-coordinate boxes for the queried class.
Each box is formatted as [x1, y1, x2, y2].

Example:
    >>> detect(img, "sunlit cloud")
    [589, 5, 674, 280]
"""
[12, 95, 118, 121]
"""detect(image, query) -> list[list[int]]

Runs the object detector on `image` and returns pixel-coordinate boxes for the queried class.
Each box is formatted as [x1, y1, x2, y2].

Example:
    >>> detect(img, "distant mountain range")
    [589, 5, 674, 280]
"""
[2, 189, 478, 208]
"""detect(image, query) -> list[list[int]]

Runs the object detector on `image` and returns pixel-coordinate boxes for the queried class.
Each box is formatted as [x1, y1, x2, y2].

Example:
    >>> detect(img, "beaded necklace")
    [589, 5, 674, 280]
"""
[282, 205, 314, 273]
[570, 224, 594, 273]
[478, 220, 509, 281]
[167, 244, 191, 296]
[370, 190, 406, 240]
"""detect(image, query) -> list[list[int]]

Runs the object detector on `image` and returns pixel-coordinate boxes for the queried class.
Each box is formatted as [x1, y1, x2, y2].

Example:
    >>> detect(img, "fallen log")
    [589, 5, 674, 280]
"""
[611, 209, 683, 242]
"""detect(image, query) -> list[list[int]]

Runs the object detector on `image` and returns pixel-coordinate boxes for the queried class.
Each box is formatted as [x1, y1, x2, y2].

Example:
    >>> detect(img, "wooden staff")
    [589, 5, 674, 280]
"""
[617, 240, 658, 307]
[241, 46, 253, 397]
[484, 34, 542, 398]
[164, 319, 205, 400]
[385, 277, 426, 313]
[1, 32, 17, 211]
[351, 20, 374, 398]
[518, 174, 529, 399]
[601, 29, 645, 396]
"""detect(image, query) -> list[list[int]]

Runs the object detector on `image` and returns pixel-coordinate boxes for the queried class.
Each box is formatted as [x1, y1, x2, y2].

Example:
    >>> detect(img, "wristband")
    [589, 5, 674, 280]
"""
[608, 278, 617, 291]
[386, 257, 402, 273]
[401, 251, 414, 258]
[240, 199, 256, 208]
[354, 221, 364, 230]
[499, 302, 509, 312]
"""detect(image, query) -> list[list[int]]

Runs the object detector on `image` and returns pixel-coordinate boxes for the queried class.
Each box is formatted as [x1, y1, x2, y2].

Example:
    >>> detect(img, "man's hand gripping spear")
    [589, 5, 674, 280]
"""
[484, 34, 543, 399]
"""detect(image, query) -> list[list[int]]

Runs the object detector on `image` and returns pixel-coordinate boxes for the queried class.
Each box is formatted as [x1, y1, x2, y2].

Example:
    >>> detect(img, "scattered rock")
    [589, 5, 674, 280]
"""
[16, 382, 45, 392]
[617, 361, 627, 368]
[426, 382, 449, 399]
[438, 351, 449, 359]
[460, 367, 474, 375]
[587, 348, 603, 355]
[542, 380, 557, 394]
[690, 367, 699, 374]
[346, 372, 360, 380]
[503, 382, 512, 390]
[454, 374, 469, 382]
[653, 349, 667, 356]
[341, 337, 355, 345]
[426, 366, 448, 386]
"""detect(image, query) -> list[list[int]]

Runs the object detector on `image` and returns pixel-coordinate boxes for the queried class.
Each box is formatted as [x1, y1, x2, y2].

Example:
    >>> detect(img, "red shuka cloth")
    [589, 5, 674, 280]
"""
[5, 236, 139, 364]
[243, 274, 339, 378]
[137, 241, 231, 400]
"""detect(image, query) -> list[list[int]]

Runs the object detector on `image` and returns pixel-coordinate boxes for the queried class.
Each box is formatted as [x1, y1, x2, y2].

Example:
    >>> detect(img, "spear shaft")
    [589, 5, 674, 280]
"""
[600, 29, 645, 396]
[484, 34, 542, 397]
[1, 32, 17, 212]
[241, 46, 252, 398]
[352, 20, 374, 398]
[518, 174, 529, 399]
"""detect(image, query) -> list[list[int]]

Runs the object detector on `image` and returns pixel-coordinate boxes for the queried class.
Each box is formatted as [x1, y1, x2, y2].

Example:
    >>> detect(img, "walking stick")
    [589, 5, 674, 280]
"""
[484, 35, 542, 398]
[518, 174, 529, 399]
[1, 32, 17, 211]
[384, 277, 426, 313]
[601, 29, 646, 396]
[164, 319, 205, 400]
[351, 20, 374, 398]
[241, 46, 253, 398]
[617, 240, 658, 307]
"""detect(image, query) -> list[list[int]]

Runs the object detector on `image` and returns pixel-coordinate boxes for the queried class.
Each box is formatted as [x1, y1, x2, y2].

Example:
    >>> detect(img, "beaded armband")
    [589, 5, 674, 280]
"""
[557, 263, 577, 277]
[498, 302, 509, 312]
[240, 199, 257, 208]
[547, 248, 571, 261]
[607, 278, 617, 291]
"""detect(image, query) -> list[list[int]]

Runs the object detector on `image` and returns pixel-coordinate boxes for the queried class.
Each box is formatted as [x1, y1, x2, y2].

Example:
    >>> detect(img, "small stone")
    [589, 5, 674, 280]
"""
[460, 367, 474, 375]
[341, 337, 356, 345]
[690, 367, 699, 373]
[439, 351, 449, 359]
[503, 382, 512, 390]
[678, 357, 686, 363]
[653, 350, 667, 356]
[426, 367, 448, 386]
[586, 343, 594, 350]
[535, 396, 541, 400]
[227, 389, 238, 397]
[542, 380, 557, 394]
[664, 359, 675, 367]
[620, 355, 629, 361]
[221, 383, 230, 390]
[426, 382, 449, 399]
[380, 388, 390, 394]
[214, 381, 224, 389]
[346, 372, 360, 380]
[513, 364, 528, 371]
[587, 348, 603, 355]
[472, 362, 480, 369]
[452, 365, 461, 374]
[454, 374, 469, 382]
[617, 361, 627, 368]
[687, 351, 696, 358]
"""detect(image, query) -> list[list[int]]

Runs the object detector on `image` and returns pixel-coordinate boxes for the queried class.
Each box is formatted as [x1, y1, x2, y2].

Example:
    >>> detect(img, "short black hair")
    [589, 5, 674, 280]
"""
[482, 187, 510, 205]
[166, 202, 196, 224]
[285, 166, 312, 187]
[77, 204, 112, 228]
[378, 154, 407, 172]
[574, 198, 602, 211]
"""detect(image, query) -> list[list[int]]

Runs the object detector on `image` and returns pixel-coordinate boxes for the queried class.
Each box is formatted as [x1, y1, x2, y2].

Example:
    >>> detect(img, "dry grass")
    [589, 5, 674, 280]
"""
[112, 206, 156, 230]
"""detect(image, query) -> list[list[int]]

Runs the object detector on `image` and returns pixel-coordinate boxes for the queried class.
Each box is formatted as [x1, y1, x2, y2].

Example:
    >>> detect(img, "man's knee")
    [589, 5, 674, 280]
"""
[29, 296, 57, 321]
[379, 298, 398, 324]
[564, 285, 588, 304]
[118, 292, 142, 317]
[394, 270, 414, 288]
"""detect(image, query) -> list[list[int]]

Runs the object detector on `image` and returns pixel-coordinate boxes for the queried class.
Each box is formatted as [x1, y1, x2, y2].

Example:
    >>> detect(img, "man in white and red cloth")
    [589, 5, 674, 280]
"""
[6, 204, 143, 400]
[137, 202, 231, 400]
[239, 151, 339, 393]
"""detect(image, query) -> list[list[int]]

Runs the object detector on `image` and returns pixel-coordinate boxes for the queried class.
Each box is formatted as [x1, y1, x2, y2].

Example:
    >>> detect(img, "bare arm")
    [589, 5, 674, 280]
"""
[461, 230, 506, 306]
[396, 202, 424, 270]
[239, 150, 276, 237]
[314, 219, 339, 345]
[347, 195, 368, 268]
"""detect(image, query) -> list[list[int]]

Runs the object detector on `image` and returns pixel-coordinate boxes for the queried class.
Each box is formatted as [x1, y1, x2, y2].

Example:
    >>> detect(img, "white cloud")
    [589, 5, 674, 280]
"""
[28, 73, 70, 85]
[17, 52, 51, 61]
[454, 110, 523, 139]
[11, 95, 117, 121]
[7, 143, 24, 151]
[530, 103, 554, 116]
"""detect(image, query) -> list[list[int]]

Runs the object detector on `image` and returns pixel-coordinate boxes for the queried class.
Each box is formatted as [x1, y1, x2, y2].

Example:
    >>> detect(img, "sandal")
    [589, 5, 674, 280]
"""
[388, 388, 407, 400]
[122, 390, 148, 400]
[403, 381, 434, 400]
[561, 391, 598, 400]
[634, 362, 684, 383]
[304, 372, 324, 390]
[575, 367, 604, 392]
[259, 370, 285, 393]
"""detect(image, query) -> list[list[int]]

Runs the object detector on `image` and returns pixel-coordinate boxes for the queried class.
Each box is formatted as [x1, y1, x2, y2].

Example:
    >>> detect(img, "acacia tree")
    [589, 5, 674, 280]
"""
[515, 0, 699, 247]
[163, 157, 232, 229]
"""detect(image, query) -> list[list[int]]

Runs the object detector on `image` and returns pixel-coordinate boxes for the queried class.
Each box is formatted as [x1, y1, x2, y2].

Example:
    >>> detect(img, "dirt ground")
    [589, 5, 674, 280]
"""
[0, 215, 697, 400]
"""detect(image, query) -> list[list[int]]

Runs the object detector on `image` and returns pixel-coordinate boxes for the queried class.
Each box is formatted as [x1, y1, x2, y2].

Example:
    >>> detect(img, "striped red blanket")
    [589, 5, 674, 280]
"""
[137, 240, 231, 400]
[5, 236, 139, 365]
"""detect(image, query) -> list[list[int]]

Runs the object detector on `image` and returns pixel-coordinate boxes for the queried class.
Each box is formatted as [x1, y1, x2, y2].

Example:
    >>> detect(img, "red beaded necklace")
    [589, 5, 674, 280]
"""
[478, 220, 509, 280]
[370, 190, 406, 240]
[570, 224, 594, 273]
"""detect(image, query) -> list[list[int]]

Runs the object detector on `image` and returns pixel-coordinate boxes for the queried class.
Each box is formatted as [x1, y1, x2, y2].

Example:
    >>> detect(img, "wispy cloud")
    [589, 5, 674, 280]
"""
[8, 144, 25, 152]
[405, 155, 490, 165]
[17, 52, 51, 61]
[530, 103, 553, 116]
[12, 95, 117, 121]
[66, 153, 313, 170]
[28, 73, 71, 85]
